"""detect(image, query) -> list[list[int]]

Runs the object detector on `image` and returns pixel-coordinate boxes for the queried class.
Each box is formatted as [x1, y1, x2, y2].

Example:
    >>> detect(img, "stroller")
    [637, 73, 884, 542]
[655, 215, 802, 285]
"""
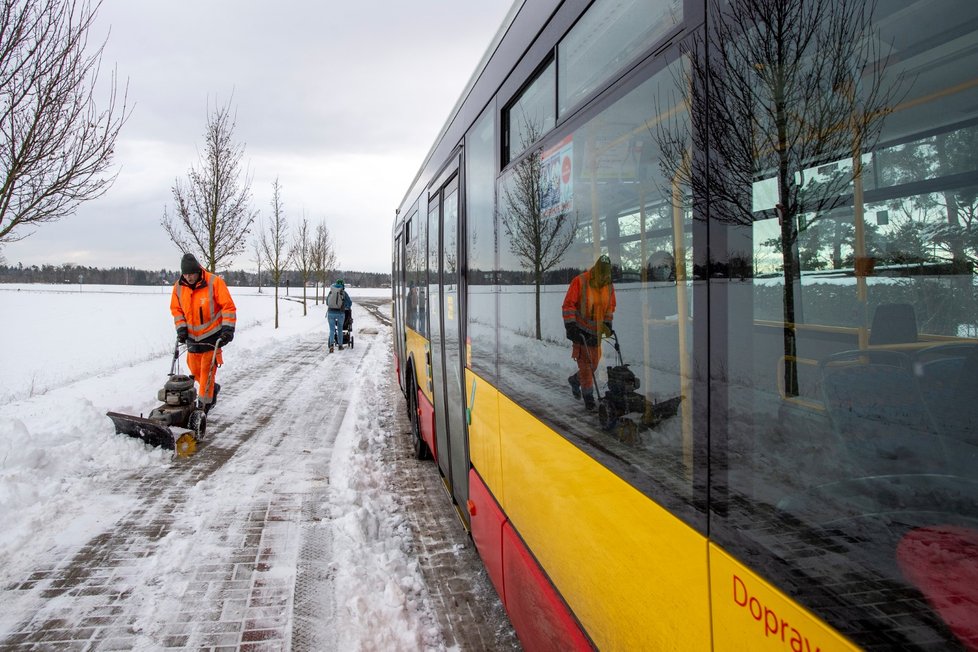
[342, 308, 354, 348]
[589, 331, 682, 444]
[327, 308, 354, 350]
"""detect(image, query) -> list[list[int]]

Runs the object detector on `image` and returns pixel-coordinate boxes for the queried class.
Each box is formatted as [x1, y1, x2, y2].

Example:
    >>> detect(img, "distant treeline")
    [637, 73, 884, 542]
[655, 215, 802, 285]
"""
[0, 263, 391, 288]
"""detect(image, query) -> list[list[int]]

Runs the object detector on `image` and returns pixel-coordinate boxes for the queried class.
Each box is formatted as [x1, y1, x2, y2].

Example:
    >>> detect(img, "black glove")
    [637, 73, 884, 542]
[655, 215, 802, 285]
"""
[565, 322, 579, 342]
[176, 326, 188, 343]
[219, 327, 234, 345]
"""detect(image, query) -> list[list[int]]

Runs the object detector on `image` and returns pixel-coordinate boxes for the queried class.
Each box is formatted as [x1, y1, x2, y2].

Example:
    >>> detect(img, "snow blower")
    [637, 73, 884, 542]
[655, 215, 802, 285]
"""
[580, 330, 682, 445]
[106, 338, 220, 457]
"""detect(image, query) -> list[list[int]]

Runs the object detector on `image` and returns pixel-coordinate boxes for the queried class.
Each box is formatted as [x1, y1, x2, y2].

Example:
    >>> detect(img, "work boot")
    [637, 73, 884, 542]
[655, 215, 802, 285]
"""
[329, 344, 334, 353]
[568, 374, 582, 400]
[211, 383, 221, 409]
[583, 392, 596, 411]
[339, 344, 345, 350]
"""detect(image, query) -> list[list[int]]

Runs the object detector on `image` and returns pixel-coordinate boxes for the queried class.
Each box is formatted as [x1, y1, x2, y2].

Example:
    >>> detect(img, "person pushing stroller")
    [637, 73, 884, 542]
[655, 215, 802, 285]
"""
[325, 279, 352, 353]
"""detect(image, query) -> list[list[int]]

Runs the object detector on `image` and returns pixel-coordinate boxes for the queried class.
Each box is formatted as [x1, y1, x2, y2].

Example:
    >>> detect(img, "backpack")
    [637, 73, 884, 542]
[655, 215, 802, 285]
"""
[326, 288, 346, 310]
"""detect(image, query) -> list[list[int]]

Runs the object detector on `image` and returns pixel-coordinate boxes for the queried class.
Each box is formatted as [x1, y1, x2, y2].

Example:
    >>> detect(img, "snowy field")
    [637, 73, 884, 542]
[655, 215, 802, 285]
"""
[0, 284, 460, 649]
[0, 284, 386, 403]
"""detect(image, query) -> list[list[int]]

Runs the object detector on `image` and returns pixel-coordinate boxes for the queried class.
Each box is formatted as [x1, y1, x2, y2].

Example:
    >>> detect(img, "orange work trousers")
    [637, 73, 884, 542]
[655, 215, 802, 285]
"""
[572, 342, 602, 392]
[187, 349, 223, 404]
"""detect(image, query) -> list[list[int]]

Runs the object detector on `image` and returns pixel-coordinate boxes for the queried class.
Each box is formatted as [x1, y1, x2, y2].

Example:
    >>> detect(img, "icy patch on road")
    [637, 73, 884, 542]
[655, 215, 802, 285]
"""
[328, 340, 446, 651]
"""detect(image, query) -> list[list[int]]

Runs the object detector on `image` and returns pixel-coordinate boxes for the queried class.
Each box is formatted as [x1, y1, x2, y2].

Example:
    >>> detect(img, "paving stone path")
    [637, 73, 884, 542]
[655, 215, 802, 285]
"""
[0, 299, 519, 651]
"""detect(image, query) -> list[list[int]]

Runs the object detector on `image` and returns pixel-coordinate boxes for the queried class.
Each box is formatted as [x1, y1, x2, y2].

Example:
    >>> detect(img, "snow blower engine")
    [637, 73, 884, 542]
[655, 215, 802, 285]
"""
[106, 339, 218, 457]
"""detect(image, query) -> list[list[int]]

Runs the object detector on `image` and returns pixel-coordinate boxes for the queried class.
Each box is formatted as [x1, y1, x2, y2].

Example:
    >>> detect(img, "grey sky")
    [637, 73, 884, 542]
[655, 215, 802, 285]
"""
[2, 0, 515, 274]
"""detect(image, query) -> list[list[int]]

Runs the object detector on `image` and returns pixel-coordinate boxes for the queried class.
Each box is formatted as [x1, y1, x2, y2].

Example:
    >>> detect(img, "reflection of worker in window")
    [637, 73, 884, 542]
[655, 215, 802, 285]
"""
[646, 250, 675, 282]
[564, 255, 616, 411]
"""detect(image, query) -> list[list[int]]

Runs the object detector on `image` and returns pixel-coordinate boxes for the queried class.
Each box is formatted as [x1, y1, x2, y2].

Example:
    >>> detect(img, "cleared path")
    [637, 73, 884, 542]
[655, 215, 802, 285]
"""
[0, 298, 519, 651]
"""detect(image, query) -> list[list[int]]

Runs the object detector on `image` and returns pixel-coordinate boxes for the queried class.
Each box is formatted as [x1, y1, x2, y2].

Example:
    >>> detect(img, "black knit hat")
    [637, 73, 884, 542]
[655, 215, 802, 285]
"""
[181, 253, 202, 275]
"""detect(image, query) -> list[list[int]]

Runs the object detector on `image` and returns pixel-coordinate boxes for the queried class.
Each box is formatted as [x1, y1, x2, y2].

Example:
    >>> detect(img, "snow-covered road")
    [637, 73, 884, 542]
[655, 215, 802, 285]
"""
[0, 290, 518, 651]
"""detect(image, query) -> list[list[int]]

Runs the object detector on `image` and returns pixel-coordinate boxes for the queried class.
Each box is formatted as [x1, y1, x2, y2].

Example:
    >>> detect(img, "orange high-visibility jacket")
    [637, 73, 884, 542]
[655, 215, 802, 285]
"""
[562, 269, 616, 339]
[171, 270, 236, 349]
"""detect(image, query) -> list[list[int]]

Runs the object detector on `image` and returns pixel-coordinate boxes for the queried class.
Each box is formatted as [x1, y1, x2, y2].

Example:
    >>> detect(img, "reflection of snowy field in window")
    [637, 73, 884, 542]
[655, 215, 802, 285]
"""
[492, 283, 692, 492]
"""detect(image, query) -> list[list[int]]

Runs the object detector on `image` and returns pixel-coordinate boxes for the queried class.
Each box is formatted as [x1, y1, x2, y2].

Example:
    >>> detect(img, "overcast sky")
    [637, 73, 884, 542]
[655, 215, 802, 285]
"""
[1, 0, 516, 275]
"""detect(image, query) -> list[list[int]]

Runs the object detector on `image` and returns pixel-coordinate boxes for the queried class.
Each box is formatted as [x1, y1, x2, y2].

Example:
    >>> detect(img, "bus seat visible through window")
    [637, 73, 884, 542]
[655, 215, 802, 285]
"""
[870, 303, 918, 346]
[820, 350, 947, 475]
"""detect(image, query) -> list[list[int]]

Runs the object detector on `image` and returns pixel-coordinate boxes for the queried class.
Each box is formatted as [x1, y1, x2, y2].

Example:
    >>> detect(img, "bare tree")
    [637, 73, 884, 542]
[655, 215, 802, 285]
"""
[0, 0, 129, 246]
[251, 215, 264, 294]
[655, 0, 901, 395]
[311, 219, 337, 304]
[258, 178, 291, 329]
[291, 214, 313, 316]
[163, 99, 257, 272]
[500, 128, 576, 340]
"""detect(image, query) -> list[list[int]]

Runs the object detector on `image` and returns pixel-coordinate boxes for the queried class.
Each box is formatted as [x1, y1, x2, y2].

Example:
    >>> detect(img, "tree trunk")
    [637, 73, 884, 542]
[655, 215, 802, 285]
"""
[776, 90, 799, 397]
[274, 283, 280, 329]
[534, 264, 543, 340]
[936, 134, 968, 274]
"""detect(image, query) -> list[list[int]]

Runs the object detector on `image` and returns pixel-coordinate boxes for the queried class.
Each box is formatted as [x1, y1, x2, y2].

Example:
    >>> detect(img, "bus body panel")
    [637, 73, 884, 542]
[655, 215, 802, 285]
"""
[406, 327, 437, 457]
[465, 369, 503, 493]
[406, 327, 433, 404]
[468, 469, 507, 604]
[502, 519, 594, 651]
[417, 385, 436, 462]
[710, 545, 858, 652]
[496, 390, 712, 651]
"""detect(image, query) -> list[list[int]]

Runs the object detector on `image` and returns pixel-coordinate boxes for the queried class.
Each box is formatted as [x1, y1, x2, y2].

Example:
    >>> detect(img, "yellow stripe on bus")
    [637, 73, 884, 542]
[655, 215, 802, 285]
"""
[466, 369, 503, 493]
[484, 387, 712, 651]
[710, 545, 858, 652]
[405, 328, 432, 403]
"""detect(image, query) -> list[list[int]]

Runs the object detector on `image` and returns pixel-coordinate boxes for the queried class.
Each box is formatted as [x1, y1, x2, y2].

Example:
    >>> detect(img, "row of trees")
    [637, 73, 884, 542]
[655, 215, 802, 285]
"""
[161, 101, 349, 328]
[0, 0, 359, 330]
[0, 263, 390, 288]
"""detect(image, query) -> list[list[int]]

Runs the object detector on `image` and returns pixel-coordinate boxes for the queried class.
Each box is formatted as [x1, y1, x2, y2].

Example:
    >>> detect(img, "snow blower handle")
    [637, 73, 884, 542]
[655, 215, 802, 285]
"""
[169, 339, 183, 376]
[600, 328, 626, 368]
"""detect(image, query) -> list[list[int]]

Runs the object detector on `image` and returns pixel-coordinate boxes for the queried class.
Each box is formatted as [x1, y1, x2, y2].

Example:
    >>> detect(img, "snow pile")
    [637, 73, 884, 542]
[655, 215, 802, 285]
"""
[329, 340, 445, 651]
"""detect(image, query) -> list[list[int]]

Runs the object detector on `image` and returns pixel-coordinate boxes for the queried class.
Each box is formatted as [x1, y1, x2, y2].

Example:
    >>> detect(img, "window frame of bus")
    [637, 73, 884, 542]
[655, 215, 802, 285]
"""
[703, 0, 978, 649]
[502, 55, 557, 167]
[493, 38, 708, 532]
[466, 101, 500, 382]
[557, 0, 686, 119]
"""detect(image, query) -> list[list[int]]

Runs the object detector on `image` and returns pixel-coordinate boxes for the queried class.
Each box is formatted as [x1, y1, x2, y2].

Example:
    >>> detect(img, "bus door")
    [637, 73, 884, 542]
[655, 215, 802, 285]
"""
[428, 158, 470, 521]
[393, 232, 404, 384]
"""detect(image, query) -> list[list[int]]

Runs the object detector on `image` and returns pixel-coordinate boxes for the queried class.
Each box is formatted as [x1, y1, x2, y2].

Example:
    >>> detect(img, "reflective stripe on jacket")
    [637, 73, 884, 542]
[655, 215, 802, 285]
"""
[562, 270, 616, 339]
[171, 270, 237, 345]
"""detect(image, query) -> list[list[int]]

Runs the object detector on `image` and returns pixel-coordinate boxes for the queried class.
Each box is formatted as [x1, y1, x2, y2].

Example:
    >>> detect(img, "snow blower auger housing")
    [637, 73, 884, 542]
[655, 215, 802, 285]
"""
[587, 331, 683, 446]
[106, 339, 216, 457]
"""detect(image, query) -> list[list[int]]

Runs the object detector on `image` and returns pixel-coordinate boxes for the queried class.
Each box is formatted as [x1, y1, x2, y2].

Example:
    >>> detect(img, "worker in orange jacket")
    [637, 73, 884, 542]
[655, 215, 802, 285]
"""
[563, 255, 616, 411]
[170, 253, 237, 412]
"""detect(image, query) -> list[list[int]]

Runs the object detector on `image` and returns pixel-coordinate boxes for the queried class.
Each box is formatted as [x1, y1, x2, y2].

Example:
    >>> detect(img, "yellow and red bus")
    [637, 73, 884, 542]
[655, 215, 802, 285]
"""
[392, 0, 978, 649]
